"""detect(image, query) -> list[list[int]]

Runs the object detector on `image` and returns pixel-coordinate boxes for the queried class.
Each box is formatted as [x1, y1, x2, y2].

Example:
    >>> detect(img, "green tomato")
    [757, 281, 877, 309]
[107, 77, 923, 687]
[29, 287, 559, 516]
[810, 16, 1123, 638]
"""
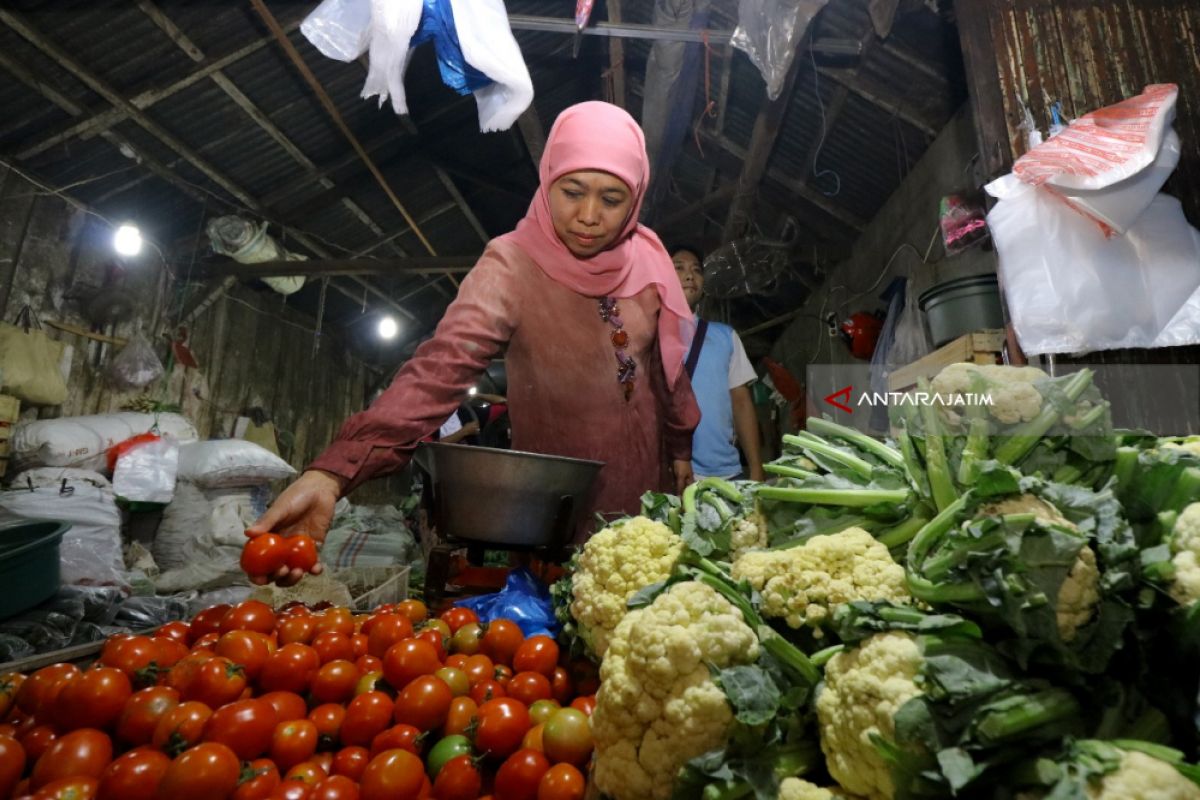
[528, 698, 560, 726]
[426, 734, 473, 777]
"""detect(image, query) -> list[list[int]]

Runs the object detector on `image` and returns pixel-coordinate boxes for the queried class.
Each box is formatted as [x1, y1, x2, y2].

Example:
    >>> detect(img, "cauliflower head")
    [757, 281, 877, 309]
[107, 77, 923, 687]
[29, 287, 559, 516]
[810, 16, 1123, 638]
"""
[931, 362, 1047, 425]
[817, 631, 925, 800]
[591, 581, 759, 800]
[729, 510, 768, 560]
[1169, 502, 1200, 606]
[780, 778, 839, 800]
[1088, 749, 1200, 800]
[570, 516, 683, 658]
[731, 527, 909, 634]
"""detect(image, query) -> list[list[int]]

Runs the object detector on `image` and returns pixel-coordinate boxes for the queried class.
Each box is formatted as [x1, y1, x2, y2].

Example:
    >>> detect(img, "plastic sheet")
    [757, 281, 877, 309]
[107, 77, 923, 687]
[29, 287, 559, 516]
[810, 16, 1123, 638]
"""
[300, 0, 373, 61]
[730, 0, 827, 100]
[987, 176, 1200, 355]
[112, 436, 179, 505]
[456, 568, 559, 638]
[113, 595, 193, 629]
[105, 332, 165, 390]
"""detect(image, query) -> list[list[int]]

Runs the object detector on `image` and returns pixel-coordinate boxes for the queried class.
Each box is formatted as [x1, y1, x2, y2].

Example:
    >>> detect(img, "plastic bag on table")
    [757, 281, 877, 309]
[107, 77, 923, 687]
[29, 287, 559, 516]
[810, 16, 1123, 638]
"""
[56, 585, 125, 625]
[302, 0, 373, 61]
[730, 0, 828, 100]
[0, 611, 79, 653]
[0, 634, 33, 663]
[986, 175, 1200, 355]
[105, 332, 164, 391]
[113, 595, 192, 629]
[456, 568, 559, 638]
[112, 435, 178, 505]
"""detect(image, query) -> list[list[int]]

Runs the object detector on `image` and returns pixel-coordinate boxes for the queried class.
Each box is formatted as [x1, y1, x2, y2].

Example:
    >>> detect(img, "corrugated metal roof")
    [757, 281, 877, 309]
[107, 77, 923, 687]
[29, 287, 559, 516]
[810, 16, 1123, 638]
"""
[0, 0, 966, 340]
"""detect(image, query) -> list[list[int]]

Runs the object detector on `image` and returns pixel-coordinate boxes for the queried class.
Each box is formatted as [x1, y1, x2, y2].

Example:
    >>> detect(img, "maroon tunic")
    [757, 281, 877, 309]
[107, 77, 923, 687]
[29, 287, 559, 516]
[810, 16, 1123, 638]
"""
[309, 239, 700, 531]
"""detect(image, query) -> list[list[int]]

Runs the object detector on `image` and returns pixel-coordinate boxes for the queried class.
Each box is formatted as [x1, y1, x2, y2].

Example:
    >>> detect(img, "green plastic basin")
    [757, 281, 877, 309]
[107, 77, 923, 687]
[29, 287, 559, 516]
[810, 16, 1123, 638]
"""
[0, 520, 69, 620]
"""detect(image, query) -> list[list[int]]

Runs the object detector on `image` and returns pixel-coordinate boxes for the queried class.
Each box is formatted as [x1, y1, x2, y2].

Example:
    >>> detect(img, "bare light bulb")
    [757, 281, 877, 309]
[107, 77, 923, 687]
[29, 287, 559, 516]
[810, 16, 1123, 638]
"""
[113, 224, 142, 256]
[467, 386, 478, 396]
[377, 316, 399, 340]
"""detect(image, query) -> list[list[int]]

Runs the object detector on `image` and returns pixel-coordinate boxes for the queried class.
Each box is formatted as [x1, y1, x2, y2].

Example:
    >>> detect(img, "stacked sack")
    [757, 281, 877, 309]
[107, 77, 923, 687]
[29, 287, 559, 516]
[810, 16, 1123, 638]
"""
[154, 440, 296, 593]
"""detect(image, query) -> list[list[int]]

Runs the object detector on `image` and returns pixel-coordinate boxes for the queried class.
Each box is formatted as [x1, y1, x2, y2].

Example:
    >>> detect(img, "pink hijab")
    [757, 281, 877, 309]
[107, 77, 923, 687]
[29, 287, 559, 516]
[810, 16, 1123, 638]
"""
[498, 101, 694, 388]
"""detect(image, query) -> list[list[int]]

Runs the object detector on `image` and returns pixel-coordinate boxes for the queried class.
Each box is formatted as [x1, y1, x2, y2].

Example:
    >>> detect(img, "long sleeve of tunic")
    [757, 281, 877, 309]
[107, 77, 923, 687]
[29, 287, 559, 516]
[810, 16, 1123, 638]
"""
[309, 238, 700, 524]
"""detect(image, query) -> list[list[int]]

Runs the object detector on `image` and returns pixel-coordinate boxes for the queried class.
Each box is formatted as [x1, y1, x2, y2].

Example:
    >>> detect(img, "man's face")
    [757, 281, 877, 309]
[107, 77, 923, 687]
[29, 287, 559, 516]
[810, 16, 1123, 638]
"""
[673, 249, 704, 309]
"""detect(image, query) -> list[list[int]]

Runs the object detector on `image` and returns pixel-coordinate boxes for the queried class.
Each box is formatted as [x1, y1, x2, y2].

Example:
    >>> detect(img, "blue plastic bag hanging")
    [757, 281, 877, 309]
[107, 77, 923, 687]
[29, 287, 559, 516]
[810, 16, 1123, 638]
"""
[454, 568, 560, 638]
[412, 0, 492, 96]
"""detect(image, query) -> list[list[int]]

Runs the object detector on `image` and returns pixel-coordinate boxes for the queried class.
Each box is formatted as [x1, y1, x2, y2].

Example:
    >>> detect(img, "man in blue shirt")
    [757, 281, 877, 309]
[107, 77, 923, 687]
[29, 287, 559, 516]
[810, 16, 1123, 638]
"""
[672, 246, 765, 481]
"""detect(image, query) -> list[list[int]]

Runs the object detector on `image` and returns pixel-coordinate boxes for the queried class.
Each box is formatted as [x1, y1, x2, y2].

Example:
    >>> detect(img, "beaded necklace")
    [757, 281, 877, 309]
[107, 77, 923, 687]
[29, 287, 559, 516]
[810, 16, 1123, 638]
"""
[598, 297, 636, 400]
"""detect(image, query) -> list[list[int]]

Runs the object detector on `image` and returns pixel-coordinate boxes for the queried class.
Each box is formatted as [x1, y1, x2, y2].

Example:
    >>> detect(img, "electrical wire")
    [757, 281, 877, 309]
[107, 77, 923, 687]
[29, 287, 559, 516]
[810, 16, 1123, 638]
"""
[808, 34, 841, 198]
[4, 163, 139, 198]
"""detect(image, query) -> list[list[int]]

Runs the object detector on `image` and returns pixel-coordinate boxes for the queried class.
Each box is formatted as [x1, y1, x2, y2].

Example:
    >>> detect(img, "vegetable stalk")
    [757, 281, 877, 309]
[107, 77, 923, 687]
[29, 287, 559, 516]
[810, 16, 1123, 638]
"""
[782, 433, 876, 481]
[806, 417, 906, 471]
[994, 368, 1094, 466]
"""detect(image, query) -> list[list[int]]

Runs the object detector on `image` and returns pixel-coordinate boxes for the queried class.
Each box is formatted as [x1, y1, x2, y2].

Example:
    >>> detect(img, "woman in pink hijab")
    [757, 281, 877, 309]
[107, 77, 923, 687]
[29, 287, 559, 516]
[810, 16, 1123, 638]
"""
[250, 101, 700, 576]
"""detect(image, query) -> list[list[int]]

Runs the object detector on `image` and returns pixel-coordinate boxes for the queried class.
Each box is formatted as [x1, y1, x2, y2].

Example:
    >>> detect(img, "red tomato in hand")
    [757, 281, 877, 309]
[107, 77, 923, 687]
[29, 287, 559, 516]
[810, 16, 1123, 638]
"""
[241, 533, 289, 578]
[392, 676, 452, 732]
[340, 693, 394, 749]
[481, 620, 525, 667]
[382, 640, 440, 691]
[204, 699, 276, 760]
[359, 749, 424, 800]
[116, 687, 180, 747]
[493, 749, 550, 800]
[432, 754, 482, 800]
[97, 746, 169, 800]
[536, 763, 586, 800]
[54, 668, 132, 731]
[512, 637, 558, 678]
[31, 728, 113, 790]
[285, 536, 320, 572]
[474, 698, 531, 759]
[269, 720, 319, 773]
[154, 742, 240, 800]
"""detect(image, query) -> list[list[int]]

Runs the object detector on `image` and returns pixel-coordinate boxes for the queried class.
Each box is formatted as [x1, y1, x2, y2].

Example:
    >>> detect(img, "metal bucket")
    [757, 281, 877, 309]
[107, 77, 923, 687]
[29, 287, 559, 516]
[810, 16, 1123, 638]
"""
[413, 443, 603, 549]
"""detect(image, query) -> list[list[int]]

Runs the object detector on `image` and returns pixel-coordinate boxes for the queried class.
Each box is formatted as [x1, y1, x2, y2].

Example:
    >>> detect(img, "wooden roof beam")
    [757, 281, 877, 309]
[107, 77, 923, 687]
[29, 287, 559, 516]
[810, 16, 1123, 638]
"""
[14, 15, 305, 160]
[606, 0, 627, 108]
[815, 66, 940, 137]
[202, 256, 478, 280]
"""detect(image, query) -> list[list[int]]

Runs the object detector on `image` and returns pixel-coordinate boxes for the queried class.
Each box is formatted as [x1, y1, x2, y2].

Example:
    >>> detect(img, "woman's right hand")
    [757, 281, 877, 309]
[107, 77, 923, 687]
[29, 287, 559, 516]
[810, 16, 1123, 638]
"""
[246, 469, 345, 586]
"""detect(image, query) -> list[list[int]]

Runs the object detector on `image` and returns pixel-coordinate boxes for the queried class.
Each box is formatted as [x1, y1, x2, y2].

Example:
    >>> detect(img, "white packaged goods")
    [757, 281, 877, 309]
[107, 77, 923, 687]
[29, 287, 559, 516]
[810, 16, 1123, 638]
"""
[11, 412, 198, 473]
[0, 478, 126, 589]
[1011, 84, 1179, 236]
[112, 438, 179, 505]
[177, 440, 297, 488]
[153, 483, 265, 592]
[8, 467, 111, 491]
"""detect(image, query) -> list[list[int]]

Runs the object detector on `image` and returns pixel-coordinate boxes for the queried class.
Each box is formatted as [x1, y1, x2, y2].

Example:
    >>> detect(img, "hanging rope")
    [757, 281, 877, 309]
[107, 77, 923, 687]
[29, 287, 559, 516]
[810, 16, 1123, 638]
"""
[692, 31, 718, 157]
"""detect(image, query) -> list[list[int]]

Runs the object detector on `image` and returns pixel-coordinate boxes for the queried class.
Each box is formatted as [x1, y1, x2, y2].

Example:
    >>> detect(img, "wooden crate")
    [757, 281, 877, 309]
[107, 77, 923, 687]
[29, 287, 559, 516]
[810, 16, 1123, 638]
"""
[887, 330, 1006, 392]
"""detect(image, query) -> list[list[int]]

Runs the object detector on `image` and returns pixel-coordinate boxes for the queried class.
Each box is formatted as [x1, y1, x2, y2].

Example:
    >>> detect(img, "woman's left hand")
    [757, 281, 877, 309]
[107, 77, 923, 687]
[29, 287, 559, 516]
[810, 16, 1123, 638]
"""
[672, 459, 694, 494]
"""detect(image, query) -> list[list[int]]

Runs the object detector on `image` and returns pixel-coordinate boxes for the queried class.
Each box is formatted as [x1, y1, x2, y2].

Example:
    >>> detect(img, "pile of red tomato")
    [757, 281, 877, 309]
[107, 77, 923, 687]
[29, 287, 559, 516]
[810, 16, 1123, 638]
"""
[0, 598, 600, 800]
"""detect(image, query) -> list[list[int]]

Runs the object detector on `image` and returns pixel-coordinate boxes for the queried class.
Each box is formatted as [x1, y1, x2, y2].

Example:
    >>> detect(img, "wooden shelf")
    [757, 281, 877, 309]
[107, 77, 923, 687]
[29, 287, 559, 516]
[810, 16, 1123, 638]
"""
[887, 330, 1006, 392]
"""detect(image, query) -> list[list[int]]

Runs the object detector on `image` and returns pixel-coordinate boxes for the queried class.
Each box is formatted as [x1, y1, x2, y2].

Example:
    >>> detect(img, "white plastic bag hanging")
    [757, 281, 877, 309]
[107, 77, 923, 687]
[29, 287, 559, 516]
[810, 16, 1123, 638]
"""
[301, 0, 373, 61]
[730, 0, 828, 100]
[106, 332, 164, 390]
[449, 0, 534, 132]
[986, 175, 1200, 355]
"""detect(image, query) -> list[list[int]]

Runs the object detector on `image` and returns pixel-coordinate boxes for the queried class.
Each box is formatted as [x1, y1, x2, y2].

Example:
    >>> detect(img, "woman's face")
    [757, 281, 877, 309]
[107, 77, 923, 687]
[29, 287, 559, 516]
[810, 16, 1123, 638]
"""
[548, 170, 633, 257]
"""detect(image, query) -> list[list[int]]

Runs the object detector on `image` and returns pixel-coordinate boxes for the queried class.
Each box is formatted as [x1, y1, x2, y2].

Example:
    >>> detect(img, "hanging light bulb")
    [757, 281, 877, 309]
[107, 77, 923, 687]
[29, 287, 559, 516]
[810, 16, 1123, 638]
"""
[113, 224, 142, 256]
[377, 315, 399, 340]
[468, 386, 478, 396]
